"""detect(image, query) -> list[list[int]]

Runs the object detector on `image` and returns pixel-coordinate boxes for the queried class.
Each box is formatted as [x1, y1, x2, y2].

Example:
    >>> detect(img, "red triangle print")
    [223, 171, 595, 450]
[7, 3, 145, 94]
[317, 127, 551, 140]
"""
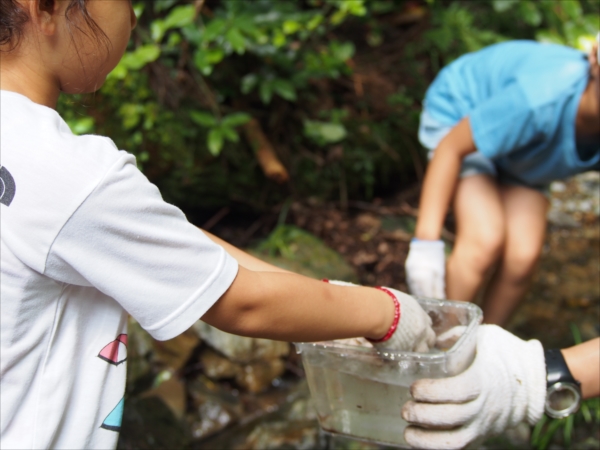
[98, 334, 128, 365]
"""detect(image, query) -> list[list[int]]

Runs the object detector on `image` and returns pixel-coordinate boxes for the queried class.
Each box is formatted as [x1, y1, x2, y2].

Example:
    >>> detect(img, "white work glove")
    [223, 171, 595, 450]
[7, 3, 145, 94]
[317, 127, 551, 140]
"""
[405, 239, 446, 299]
[325, 280, 436, 352]
[402, 325, 547, 450]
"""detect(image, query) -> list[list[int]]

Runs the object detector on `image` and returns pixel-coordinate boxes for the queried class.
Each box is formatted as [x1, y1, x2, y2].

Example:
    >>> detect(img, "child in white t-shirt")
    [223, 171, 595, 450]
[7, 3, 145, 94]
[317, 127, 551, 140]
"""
[0, 1, 435, 448]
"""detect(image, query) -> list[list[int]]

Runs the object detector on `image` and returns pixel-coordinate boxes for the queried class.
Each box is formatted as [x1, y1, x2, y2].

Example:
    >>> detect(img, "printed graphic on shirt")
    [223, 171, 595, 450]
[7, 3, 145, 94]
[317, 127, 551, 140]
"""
[100, 397, 125, 432]
[0, 166, 16, 206]
[98, 334, 128, 365]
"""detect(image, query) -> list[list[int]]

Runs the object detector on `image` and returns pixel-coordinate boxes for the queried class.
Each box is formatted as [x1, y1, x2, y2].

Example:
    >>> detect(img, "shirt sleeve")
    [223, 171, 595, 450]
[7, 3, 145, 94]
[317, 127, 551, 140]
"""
[44, 155, 238, 341]
[469, 82, 551, 160]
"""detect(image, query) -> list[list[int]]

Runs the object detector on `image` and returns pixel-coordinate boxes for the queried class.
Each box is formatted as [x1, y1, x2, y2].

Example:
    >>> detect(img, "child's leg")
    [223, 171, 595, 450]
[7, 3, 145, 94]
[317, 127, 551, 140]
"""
[446, 174, 506, 302]
[481, 184, 549, 326]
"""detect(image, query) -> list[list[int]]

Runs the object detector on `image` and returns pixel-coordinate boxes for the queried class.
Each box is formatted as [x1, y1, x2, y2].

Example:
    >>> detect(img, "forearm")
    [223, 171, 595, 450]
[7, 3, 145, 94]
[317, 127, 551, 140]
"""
[562, 338, 600, 399]
[415, 147, 462, 240]
[415, 117, 476, 240]
[202, 229, 292, 274]
[202, 267, 394, 342]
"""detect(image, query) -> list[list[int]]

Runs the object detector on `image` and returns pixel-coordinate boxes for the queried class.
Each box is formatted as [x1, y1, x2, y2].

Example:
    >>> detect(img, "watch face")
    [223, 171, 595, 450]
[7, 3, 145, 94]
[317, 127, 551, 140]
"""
[546, 382, 582, 419]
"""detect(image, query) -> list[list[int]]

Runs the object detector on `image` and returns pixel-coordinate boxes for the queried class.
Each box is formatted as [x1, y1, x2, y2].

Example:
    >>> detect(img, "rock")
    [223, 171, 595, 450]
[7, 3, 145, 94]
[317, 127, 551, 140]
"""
[547, 210, 580, 228]
[140, 374, 187, 419]
[153, 328, 200, 372]
[250, 225, 358, 282]
[235, 359, 286, 393]
[189, 400, 238, 441]
[193, 322, 290, 364]
[200, 348, 240, 380]
[187, 375, 243, 440]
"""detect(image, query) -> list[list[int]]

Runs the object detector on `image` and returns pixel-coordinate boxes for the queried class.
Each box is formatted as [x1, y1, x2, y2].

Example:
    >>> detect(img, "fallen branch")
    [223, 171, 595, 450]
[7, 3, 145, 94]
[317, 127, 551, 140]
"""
[242, 118, 290, 184]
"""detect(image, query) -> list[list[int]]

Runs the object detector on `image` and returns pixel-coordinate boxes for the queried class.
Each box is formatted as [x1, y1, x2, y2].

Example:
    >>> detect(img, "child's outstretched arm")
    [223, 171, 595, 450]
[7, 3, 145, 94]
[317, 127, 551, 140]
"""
[202, 267, 435, 349]
[405, 117, 477, 299]
[202, 267, 393, 342]
[201, 231, 435, 350]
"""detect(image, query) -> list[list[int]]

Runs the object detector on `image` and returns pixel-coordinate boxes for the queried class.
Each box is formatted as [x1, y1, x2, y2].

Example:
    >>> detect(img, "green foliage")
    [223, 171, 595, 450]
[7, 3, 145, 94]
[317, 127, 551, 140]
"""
[58, 0, 598, 211]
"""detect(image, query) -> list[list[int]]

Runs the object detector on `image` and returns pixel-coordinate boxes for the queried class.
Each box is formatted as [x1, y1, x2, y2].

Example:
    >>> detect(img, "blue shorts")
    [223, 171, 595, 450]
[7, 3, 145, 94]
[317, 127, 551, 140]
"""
[418, 110, 550, 195]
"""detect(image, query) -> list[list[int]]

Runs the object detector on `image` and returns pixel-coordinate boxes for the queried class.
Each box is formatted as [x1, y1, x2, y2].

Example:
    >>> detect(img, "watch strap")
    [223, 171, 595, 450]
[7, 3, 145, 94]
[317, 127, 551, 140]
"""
[544, 348, 581, 387]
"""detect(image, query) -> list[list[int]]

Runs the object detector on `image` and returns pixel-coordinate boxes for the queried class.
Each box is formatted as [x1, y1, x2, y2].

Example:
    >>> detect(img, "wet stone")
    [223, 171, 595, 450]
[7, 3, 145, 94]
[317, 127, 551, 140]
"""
[200, 348, 240, 380]
[193, 322, 290, 364]
[140, 375, 187, 419]
[235, 359, 286, 394]
[153, 328, 200, 372]
[187, 375, 243, 440]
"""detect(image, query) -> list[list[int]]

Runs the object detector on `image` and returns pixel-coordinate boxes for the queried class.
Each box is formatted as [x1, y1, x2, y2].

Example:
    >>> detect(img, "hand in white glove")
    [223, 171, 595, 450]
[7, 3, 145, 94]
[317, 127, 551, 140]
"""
[405, 239, 446, 299]
[325, 280, 436, 352]
[402, 325, 547, 450]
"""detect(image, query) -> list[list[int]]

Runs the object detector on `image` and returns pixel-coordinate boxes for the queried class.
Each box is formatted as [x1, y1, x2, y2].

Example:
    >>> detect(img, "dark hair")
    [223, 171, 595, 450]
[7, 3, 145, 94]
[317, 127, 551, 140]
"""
[1, 0, 109, 53]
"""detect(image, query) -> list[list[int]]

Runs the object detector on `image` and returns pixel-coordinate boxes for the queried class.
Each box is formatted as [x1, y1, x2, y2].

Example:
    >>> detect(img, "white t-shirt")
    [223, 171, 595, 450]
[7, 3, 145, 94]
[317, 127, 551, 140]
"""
[0, 91, 239, 449]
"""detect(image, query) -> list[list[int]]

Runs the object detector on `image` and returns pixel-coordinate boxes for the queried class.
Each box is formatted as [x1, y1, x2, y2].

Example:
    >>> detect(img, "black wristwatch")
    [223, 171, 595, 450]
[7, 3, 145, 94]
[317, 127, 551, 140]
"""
[544, 348, 582, 419]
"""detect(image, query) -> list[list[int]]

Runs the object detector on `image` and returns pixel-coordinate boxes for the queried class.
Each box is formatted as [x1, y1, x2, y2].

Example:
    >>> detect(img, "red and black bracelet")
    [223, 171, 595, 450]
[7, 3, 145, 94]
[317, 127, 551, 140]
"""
[322, 280, 401, 343]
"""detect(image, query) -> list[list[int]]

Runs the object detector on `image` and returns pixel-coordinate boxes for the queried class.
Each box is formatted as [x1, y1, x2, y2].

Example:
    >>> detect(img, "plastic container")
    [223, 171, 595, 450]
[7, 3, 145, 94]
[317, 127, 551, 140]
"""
[294, 297, 483, 448]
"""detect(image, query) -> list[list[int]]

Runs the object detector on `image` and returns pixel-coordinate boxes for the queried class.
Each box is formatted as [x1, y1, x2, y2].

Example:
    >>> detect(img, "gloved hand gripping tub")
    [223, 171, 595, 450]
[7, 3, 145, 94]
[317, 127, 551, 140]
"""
[294, 298, 483, 448]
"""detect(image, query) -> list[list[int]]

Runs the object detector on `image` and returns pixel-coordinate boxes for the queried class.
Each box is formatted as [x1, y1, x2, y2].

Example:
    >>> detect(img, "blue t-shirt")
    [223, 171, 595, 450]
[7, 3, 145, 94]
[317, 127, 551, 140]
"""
[423, 40, 599, 186]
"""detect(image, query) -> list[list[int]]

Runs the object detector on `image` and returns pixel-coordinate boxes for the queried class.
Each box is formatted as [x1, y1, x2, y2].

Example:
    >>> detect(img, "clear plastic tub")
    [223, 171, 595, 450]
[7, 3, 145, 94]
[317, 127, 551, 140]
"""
[294, 297, 483, 448]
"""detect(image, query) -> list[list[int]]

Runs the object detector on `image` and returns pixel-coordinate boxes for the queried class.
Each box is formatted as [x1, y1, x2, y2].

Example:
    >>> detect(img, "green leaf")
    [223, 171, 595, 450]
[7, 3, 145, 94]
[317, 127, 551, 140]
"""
[346, 0, 367, 16]
[569, 323, 583, 345]
[331, 41, 355, 61]
[283, 20, 302, 35]
[234, 15, 260, 37]
[221, 126, 239, 143]
[193, 49, 212, 75]
[559, 1, 582, 21]
[68, 117, 94, 135]
[492, 0, 518, 13]
[190, 111, 217, 127]
[241, 73, 258, 94]
[151, 19, 167, 42]
[164, 5, 196, 30]
[306, 14, 323, 31]
[166, 32, 182, 47]
[222, 112, 251, 127]
[330, 9, 346, 26]
[107, 62, 128, 80]
[304, 120, 347, 144]
[563, 414, 574, 447]
[133, 3, 145, 20]
[319, 122, 347, 142]
[259, 81, 274, 104]
[207, 128, 224, 156]
[121, 44, 161, 70]
[272, 79, 297, 101]
[226, 27, 246, 54]
[119, 103, 144, 130]
[519, 2, 542, 27]
[194, 48, 224, 75]
[203, 18, 226, 42]
[539, 417, 564, 450]
[272, 29, 286, 48]
[153, 0, 176, 13]
[531, 413, 548, 446]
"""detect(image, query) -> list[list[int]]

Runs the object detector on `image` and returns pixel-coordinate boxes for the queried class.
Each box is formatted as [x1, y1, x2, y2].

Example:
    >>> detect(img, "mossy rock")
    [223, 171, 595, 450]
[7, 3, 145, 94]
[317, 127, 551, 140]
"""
[248, 225, 358, 282]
